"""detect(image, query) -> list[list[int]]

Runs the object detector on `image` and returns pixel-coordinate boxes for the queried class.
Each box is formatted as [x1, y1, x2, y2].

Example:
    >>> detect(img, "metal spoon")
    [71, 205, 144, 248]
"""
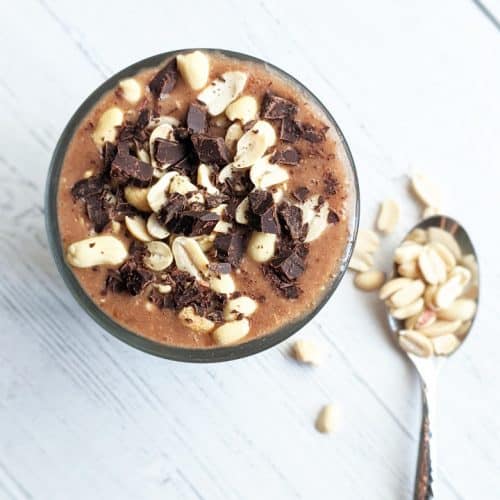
[386, 215, 479, 500]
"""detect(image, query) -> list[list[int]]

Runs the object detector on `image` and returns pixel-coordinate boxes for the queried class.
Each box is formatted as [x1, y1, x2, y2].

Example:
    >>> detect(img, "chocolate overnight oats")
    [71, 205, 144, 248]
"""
[57, 50, 354, 348]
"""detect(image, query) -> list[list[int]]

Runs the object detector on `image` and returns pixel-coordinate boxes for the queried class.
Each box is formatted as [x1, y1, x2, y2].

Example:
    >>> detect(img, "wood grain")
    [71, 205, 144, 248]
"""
[0, 0, 499, 498]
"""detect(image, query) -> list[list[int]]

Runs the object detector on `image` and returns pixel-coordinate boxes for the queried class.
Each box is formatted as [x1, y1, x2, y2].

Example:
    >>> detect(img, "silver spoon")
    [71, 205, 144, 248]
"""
[386, 215, 479, 500]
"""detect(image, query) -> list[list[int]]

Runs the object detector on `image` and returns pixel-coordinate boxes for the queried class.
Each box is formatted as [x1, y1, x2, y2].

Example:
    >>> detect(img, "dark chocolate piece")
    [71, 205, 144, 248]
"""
[208, 262, 232, 275]
[148, 59, 178, 99]
[301, 123, 325, 143]
[105, 270, 125, 294]
[247, 190, 280, 234]
[262, 265, 301, 299]
[86, 193, 110, 233]
[261, 92, 297, 119]
[272, 147, 300, 166]
[71, 176, 105, 200]
[187, 102, 208, 134]
[280, 118, 302, 142]
[272, 250, 306, 281]
[205, 193, 230, 209]
[118, 125, 135, 142]
[191, 134, 230, 166]
[119, 260, 153, 296]
[149, 287, 174, 309]
[154, 138, 186, 165]
[174, 127, 190, 142]
[110, 154, 153, 186]
[214, 231, 247, 267]
[169, 210, 219, 236]
[157, 193, 187, 228]
[323, 172, 338, 195]
[103, 142, 117, 176]
[292, 186, 310, 203]
[278, 203, 303, 240]
[327, 209, 340, 224]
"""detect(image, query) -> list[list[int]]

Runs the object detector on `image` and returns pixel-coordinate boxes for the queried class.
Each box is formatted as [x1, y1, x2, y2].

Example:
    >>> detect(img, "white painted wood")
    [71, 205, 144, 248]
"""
[0, 0, 499, 498]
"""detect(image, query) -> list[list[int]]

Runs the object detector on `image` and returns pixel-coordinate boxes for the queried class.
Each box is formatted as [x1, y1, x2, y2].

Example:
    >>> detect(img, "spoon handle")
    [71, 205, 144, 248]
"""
[414, 372, 438, 500]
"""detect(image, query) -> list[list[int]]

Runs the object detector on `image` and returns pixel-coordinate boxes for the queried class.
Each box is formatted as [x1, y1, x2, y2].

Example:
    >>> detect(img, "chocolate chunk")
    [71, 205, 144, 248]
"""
[221, 170, 253, 198]
[71, 176, 105, 200]
[116, 141, 131, 156]
[214, 231, 248, 267]
[261, 92, 297, 119]
[301, 123, 325, 143]
[247, 190, 280, 234]
[105, 270, 125, 294]
[262, 265, 301, 299]
[187, 102, 208, 134]
[148, 58, 178, 99]
[135, 109, 150, 132]
[86, 193, 110, 232]
[110, 154, 153, 186]
[272, 147, 300, 166]
[154, 138, 186, 165]
[170, 154, 198, 180]
[323, 172, 338, 195]
[149, 287, 174, 309]
[278, 203, 303, 240]
[119, 260, 153, 296]
[205, 193, 230, 209]
[208, 262, 232, 275]
[191, 134, 230, 166]
[272, 250, 306, 280]
[102, 142, 117, 176]
[157, 193, 187, 227]
[292, 186, 309, 203]
[118, 125, 135, 142]
[170, 210, 219, 236]
[327, 209, 340, 224]
[280, 118, 302, 142]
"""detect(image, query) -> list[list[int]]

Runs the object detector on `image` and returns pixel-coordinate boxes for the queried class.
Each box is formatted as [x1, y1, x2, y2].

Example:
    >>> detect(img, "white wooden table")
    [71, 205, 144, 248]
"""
[1, 1, 499, 498]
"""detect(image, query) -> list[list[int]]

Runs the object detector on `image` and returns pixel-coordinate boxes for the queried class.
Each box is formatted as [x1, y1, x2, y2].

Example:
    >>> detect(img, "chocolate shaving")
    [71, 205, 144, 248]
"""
[261, 92, 298, 119]
[278, 203, 303, 240]
[327, 209, 340, 224]
[86, 192, 110, 232]
[191, 133, 230, 166]
[169, 210, 219, 236]
[301, 123, 325, 143]
[280, 118, 302, 142]
[205, 193, 230, 209]
[247, 190, 280, 234]
[292, 186, 309, 203]
[157, 193, 187, 228]
[272, 147, 300, 166]
[323, 172, 338, 195]
[214, 230, 248, 267]
[71, 176, 105, 200]
[208, 262, 232, 275]
[262, 265, 301, 299]
[118, 260, 153, 296]
[110, 154, 153, 186]
[187, 102, 208, 134]
[102, 142, 117, 177]
[154, 138, 186, 166]
[148, 59, 178, 99]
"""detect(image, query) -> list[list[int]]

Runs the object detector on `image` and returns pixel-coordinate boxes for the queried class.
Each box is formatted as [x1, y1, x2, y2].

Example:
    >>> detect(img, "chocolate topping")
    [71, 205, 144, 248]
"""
[208, 262, 232, 275]
[102, 142, 118, 176]
[280, 118, 302, 142]
[187, 102, 208, 134]
[86, 192, 110, 232]
[272, 147, 300, 166]
[154, 138, 187, 166]
[191, 133, 230, 166]
[118, 260, 153, 296]
[262, 265, 301, 299]
[278, 203, 303, 240]
[272, 250, 306, 280]
[205, 193, 230, 209]
[323, 172, 338, 195]
[148, 59, 178, 99]
[327, 209, 340, 224]
[261, 92, 298, 119]
[71, 176, 105, 200]
[169, 210, 219, 236]
[157, 193, 187, 228]
[214, 231, 248, 267]
[301, 123, 325, 143]
[247, 190, 280, 234]
[110, 154, 153, 186]
[292, 186, 310, 203]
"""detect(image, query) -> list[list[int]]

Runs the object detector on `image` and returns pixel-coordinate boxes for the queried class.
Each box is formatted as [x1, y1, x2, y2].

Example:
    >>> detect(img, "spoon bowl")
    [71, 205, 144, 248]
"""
[385, 214, 479, 499]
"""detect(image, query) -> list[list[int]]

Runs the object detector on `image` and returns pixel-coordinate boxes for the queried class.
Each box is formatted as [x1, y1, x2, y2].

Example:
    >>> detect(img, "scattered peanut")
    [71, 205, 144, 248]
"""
[376, 199, 400, 234]
[354, 270, 385, 291]
[293, 339, 324, 365]
[315, 404, 339, 434]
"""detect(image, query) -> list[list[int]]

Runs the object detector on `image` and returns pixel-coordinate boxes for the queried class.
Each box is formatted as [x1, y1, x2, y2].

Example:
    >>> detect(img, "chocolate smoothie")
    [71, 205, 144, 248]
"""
[57, 50, 354, 348]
